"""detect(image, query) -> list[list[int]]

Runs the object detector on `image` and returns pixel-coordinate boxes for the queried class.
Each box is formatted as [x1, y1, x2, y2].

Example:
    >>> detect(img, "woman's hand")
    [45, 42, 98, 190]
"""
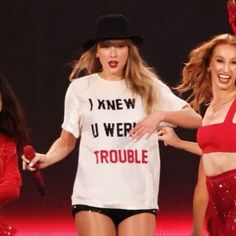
[128, 111, 164, 140]
[158, 127, 202, 155]
[157, 127, 181, 147]
[22, 153, 48, 171]
[22, 130, 77, 171]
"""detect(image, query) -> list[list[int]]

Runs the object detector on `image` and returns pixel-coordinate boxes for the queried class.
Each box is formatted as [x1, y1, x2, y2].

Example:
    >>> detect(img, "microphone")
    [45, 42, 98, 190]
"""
[23, 145, 46, 196]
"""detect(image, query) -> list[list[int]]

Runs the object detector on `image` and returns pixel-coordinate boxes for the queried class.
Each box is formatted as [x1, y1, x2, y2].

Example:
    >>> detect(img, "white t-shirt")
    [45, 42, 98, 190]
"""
[62, 73, 187, 210]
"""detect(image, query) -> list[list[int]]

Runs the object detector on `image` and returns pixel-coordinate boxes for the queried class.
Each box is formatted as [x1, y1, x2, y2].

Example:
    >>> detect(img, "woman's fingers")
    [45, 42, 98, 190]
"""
[21, 153, 42, 171]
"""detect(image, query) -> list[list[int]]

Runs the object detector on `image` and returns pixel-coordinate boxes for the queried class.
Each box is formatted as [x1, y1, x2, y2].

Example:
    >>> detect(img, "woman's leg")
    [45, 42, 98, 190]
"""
[75, 211, 117, 236]
[117, 212, 156, 236]
[192, 158, 209, 236]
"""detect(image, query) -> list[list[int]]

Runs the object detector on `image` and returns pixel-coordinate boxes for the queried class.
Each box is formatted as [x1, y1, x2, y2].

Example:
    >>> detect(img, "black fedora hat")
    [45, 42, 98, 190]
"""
[82, 14, 143, 51]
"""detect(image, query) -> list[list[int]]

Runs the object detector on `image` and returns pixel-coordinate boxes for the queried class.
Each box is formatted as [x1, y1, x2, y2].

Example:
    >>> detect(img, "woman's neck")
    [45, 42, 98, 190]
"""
[98, 72, 123, 81]
[212, 89, 236, 104]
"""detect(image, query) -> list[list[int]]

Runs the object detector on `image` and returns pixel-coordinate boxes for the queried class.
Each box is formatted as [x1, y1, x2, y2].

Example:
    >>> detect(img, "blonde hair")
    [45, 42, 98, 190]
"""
[176, 34, 236, 111]
[69, 40, 159, 114]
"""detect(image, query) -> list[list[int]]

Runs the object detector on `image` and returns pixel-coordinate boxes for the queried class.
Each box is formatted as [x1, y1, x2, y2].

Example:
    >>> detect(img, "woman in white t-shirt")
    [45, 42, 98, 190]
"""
[22, 14, 201, 236]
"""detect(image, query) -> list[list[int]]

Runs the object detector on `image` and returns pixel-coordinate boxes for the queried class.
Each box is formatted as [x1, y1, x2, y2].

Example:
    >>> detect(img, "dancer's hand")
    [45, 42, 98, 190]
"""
[158, 127, 181, 147]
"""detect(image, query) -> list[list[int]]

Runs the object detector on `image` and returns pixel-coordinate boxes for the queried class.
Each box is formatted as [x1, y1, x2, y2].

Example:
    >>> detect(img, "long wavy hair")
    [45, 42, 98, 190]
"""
[176, 33, 236, 111]
[0, 74, 29, 153]
[69, 40, 159, 114]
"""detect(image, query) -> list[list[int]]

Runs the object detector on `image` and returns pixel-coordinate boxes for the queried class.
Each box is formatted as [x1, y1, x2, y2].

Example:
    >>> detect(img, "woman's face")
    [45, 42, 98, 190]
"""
[96, 39, 129, 79]
[209, 43, 236, 92]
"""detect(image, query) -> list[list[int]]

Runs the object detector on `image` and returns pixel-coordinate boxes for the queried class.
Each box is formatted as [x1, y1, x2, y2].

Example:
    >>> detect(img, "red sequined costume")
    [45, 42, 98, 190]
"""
[197, 97, 236, 235]
[0, 134, 21, 236]
[206, 169, 236, 236]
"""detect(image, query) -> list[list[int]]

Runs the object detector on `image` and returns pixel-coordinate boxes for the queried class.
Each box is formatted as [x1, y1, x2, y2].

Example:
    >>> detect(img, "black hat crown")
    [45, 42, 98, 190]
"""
[82, 14, 142, 50]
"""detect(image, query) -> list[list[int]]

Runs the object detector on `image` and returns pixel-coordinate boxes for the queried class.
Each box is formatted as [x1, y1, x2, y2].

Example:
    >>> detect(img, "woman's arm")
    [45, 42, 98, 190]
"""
[22, 129, 77, 170]
[158, 106, 202, 128]
[128, 106, 202, 140]
[157, 127, 202, 156]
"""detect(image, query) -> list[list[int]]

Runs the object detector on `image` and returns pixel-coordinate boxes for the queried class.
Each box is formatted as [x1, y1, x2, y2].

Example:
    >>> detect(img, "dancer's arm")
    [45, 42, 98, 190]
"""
[157, 126, 202, 156]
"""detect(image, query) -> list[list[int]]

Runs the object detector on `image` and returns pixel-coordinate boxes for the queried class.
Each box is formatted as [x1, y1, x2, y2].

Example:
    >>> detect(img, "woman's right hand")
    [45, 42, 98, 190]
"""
[22, 153, 47, 171]
[22, 130, 77, 171]
[157, 127, 181, 148]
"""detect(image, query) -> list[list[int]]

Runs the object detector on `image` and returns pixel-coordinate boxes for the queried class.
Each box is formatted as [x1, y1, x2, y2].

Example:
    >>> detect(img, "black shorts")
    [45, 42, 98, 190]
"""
[72, 204, 157, 226]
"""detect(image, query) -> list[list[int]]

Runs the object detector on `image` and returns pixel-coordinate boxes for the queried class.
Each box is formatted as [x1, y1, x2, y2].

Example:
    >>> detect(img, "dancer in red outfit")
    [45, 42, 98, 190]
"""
[158, 34, 236, 236]
[0, 74, 29, 235]
[159, 3, 236, 235]
[181, 2, 236, 235]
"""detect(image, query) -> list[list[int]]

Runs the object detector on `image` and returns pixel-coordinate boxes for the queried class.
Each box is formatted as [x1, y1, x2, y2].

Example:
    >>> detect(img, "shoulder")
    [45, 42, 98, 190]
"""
[68, 73, 97, 92]
[152, 77, 172, 93]
[152, 78, 187, 109]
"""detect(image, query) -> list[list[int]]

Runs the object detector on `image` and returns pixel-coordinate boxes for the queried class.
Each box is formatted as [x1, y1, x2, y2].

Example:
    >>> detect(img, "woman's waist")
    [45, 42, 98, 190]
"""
[203, 152, 236, 176]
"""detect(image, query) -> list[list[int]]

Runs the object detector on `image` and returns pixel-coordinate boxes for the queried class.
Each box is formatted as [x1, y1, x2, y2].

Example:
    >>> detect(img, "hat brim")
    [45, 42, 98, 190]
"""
[82, 35, 143, 51]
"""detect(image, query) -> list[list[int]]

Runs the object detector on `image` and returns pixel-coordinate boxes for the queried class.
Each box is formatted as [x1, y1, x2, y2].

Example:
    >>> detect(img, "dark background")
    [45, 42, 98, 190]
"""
[0, 0, 231, 225]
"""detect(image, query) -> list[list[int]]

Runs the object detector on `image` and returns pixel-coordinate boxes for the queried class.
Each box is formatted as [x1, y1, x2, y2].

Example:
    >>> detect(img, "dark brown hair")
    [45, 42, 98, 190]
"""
[0, 74, 29, 153]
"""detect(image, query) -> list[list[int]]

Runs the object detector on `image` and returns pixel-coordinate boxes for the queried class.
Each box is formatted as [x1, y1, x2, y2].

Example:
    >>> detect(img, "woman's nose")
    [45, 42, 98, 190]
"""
[222, 63, 230, 72]
[109, 47, 117, 57]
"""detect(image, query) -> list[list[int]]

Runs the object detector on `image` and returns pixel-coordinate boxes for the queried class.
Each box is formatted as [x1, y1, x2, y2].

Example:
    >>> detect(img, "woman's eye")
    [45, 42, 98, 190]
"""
[100, 44, 110, 48]
[216, 59, 224, 63]
[116, 44, 125, 48]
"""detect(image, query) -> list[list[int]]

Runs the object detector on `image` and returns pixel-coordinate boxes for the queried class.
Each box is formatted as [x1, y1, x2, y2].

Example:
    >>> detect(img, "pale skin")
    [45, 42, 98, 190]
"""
[158, 43, 236, 236]
[192, 159, 208, 236]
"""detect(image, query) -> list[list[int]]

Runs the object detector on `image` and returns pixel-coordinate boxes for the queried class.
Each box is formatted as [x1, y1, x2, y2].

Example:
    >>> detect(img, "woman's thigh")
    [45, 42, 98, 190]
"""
[118, 212, 156, 236]
[75, 211, 117, 236]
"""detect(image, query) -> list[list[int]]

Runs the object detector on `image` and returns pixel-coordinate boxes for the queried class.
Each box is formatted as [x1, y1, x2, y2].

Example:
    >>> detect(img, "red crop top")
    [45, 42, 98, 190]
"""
[197, 98, 236, 154]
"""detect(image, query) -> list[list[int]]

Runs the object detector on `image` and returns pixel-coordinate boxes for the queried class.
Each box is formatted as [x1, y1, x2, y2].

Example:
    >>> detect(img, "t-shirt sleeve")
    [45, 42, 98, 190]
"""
[155, 79, 188, 111]
[61, 82, 82, 138]
[155, 80, 189, 128]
